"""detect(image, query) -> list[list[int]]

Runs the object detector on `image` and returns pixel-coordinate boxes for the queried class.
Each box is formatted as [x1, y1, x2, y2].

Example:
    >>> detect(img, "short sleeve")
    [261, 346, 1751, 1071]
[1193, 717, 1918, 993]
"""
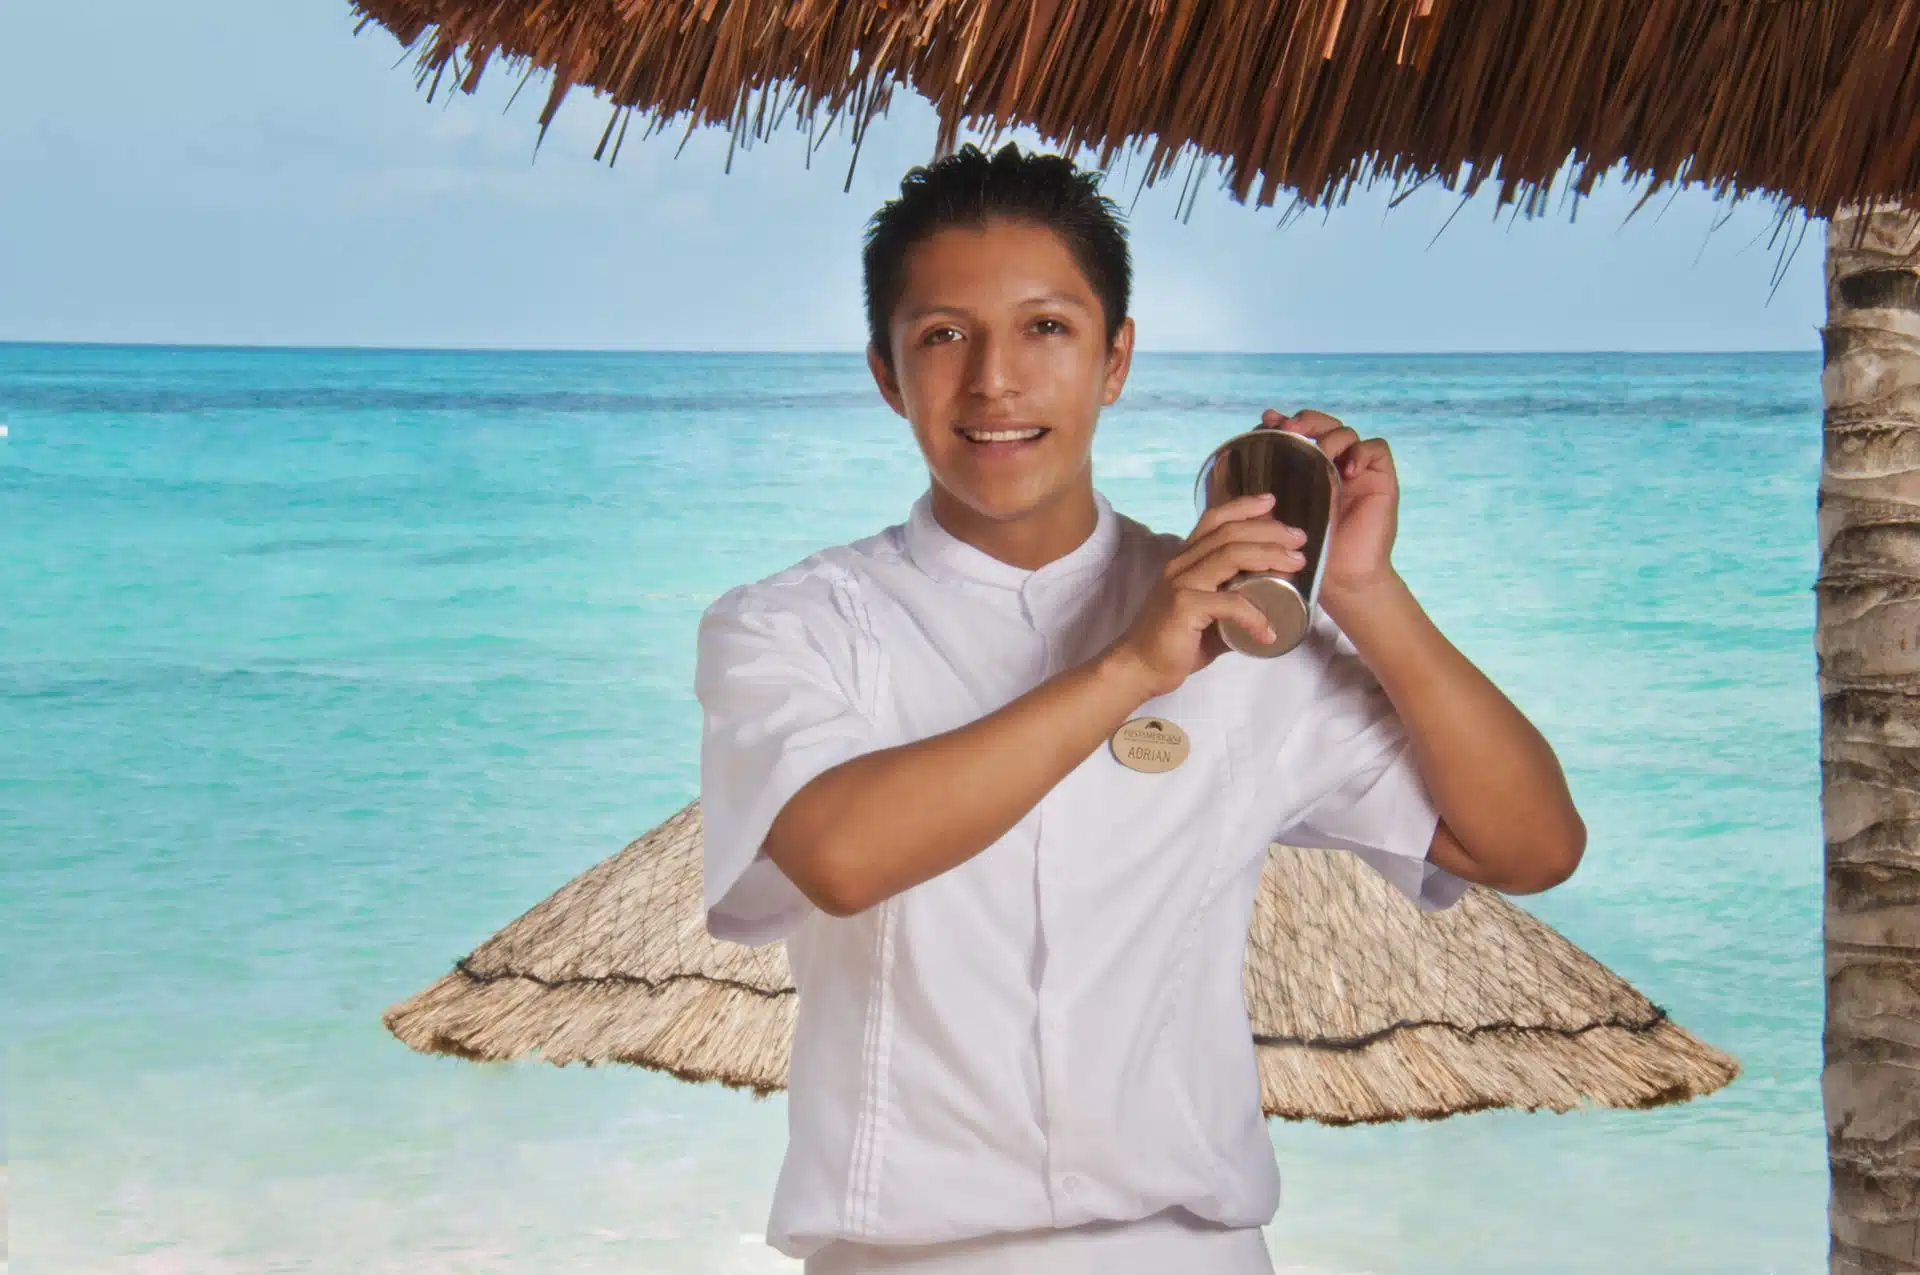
[1272, 617, 1468, 912]
[695, 578, 879, 946]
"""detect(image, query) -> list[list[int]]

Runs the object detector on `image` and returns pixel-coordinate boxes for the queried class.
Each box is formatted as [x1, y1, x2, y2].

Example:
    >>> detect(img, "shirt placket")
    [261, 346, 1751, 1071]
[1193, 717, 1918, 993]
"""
[1021, 572, 1092, 1223]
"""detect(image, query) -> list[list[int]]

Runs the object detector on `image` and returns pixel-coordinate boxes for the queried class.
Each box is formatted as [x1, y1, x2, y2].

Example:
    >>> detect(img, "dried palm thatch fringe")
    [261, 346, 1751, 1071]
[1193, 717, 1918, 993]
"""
[383, 801, 1739, 1124]
[349, 0, 1920, 223]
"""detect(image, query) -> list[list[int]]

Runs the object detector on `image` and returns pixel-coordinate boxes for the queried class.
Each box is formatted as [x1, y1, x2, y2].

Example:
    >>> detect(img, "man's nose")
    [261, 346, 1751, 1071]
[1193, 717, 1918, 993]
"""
[966, 331, 1017, 398]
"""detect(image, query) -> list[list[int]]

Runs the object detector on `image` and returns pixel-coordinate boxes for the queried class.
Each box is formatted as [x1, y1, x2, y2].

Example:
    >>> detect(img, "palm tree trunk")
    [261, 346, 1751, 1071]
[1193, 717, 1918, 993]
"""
[1822, 204, 1920, 1275]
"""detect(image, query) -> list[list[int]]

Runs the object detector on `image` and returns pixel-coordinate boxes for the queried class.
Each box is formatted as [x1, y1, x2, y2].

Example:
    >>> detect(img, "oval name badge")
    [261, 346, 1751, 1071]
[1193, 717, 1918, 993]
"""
[1109, 717, 1190, 774]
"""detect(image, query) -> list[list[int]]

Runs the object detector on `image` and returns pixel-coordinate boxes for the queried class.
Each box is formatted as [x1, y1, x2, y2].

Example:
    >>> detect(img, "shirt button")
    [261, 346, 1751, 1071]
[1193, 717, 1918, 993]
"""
[1060, 1174, 1083, 1195]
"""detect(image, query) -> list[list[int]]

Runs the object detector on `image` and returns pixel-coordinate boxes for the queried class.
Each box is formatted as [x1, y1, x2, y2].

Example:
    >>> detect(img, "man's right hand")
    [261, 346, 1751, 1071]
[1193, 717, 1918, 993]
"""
[1100, 493, 1308, 701]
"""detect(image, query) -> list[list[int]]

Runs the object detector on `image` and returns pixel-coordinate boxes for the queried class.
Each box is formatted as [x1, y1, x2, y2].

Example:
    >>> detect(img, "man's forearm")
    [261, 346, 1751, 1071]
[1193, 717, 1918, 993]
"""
[765, 650, 1156, 916]
[1326, 572, 1585, 891]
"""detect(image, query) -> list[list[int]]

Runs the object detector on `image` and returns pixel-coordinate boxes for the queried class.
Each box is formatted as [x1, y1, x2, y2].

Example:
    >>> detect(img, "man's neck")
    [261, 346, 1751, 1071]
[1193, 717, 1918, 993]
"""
[928, 482, 1099, 572]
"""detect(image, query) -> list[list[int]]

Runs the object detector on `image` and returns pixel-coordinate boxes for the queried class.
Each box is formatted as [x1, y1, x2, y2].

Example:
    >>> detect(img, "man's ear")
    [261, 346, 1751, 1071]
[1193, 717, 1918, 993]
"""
[867, 343, 908, 419]
[1100, 316, 1136, 407]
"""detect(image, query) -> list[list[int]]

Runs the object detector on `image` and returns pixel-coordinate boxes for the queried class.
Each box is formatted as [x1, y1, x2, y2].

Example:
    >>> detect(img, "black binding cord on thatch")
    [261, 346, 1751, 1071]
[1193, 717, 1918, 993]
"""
[452, 957, 794, 1000]
[449, 957, 1672, 1047]
[1254, 1004, 1670, 1053]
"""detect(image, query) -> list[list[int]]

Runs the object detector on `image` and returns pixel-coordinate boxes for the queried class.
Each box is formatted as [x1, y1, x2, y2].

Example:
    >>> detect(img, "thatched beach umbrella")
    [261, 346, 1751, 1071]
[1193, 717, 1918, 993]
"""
[348, 1, 1920, 218]
[385, 800, 1737, 1124]
[350, 2, 1920, 1266]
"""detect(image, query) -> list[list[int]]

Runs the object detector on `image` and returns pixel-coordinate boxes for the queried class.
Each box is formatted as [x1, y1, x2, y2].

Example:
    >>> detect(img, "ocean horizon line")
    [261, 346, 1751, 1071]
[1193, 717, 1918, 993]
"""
[0, 338, 1820, 359]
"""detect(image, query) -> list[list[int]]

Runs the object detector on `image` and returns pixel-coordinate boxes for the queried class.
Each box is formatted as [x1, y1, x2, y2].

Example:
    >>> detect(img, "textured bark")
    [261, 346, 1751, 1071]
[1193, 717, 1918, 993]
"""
[1824, 205, 1920, 1275]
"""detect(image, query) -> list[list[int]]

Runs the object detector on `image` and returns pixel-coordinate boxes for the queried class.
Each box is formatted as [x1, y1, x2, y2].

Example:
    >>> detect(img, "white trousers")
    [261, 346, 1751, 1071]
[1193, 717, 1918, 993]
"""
[802, 1208, 1276, 1275]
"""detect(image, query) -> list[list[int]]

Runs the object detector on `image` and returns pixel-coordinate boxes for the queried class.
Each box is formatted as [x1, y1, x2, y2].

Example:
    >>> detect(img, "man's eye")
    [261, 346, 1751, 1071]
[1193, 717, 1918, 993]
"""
[922, 327, 961, 346]
[1033, 318, 1068, 335]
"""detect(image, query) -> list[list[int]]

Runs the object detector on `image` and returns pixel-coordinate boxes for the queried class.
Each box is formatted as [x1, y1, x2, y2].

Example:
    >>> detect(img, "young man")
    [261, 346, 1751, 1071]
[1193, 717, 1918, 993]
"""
[695, 144, 1584, 1274]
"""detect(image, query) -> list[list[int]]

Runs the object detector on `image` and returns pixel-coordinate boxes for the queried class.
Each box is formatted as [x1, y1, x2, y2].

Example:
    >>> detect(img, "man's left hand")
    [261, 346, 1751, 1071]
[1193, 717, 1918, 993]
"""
[1258, 408, 1399, 611]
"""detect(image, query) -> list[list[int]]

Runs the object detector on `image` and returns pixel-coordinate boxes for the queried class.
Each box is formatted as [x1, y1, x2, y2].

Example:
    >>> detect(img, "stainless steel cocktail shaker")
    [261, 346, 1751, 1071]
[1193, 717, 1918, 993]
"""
[1193, 427, 1342, 657]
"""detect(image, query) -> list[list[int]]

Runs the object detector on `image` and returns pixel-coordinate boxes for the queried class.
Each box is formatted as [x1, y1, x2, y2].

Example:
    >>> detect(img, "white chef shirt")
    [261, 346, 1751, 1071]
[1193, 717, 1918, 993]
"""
[694, 489, 1467, 1261]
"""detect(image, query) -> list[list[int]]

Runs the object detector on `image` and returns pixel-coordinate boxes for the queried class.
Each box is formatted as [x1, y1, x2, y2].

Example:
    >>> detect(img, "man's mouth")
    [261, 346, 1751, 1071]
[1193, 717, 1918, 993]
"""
[956, 425, 1049, 444]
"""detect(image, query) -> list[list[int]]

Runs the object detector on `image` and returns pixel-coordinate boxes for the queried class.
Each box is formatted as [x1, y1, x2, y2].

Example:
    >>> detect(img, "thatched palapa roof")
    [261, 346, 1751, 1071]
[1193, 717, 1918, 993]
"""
[351, 0, 1920, 223]
[384, 800, 1738, 1124]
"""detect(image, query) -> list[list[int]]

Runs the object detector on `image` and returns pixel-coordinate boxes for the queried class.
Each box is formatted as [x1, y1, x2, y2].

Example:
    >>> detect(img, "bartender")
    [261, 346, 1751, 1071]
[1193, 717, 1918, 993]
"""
[695, 141, 1585, 1274]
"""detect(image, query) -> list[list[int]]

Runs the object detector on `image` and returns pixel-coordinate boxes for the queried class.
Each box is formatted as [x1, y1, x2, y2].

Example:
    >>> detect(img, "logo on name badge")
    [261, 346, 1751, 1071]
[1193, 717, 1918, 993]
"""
[1109, 717, 1190, 774]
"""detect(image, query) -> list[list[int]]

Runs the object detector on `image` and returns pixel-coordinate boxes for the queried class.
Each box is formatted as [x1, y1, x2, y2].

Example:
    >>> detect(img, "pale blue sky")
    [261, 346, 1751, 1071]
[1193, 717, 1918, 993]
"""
[0, 0, 1825, 353]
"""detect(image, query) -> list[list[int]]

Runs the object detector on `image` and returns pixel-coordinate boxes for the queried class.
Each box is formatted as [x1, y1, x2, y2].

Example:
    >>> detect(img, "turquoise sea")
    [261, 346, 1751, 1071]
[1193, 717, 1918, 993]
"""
[6, 343, 1825, 1274]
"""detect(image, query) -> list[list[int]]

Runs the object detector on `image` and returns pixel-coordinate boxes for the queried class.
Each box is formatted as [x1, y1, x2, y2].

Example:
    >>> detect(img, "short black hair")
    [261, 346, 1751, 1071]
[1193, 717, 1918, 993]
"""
[862, 142, 1131, 367]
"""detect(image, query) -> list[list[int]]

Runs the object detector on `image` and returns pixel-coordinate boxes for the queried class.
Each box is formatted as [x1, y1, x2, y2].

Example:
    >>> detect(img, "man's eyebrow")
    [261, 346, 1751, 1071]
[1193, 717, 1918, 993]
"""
[899, 291, 1094, 322]
[1020, 290, 1093, 311]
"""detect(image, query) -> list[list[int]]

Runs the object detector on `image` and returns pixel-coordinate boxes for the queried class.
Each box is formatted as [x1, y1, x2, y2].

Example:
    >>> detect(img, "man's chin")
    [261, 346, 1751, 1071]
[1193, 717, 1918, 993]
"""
[935, 474, 1085, 525]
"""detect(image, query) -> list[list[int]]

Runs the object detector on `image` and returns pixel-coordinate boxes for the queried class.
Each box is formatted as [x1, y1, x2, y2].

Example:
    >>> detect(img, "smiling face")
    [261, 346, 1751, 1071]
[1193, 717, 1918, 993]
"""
[868, 218, 1134, 561]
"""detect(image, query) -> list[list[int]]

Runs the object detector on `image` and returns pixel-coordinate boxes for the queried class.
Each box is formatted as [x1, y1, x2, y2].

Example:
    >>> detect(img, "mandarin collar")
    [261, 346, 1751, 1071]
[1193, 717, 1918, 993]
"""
[905, 489, 1120, 595]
